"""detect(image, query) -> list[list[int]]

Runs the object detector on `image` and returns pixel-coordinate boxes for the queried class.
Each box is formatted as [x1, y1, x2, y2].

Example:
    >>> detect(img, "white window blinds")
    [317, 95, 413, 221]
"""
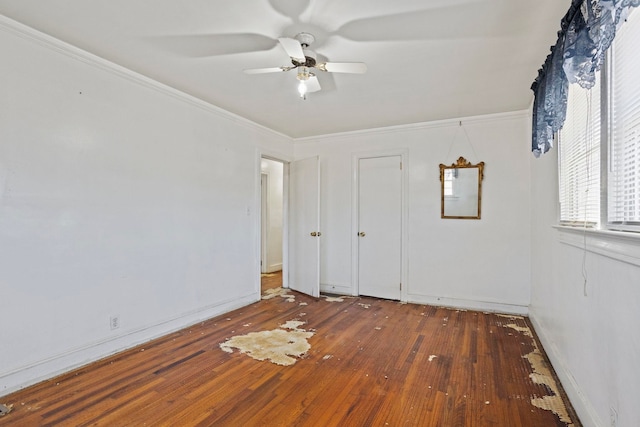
[558, 76, 601, 226]
[608, 9, 640, 229]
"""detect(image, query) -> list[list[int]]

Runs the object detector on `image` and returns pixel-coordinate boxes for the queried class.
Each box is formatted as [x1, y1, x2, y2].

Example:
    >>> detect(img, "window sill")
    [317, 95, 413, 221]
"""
[554, 226, 640, 267]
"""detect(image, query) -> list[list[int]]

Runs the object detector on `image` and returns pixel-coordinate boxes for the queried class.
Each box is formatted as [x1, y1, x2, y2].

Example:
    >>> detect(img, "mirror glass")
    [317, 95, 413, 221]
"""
[439, 157, 484, 219]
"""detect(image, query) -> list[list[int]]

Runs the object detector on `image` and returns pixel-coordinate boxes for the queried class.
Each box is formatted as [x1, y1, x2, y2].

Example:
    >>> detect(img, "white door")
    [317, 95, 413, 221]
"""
[288, 156, 320, 297]
[358, 156, 402, 300]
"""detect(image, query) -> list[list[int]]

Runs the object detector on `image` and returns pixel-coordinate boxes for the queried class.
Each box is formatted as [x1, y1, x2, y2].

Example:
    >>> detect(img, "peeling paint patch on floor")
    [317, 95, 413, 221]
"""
[496, 313, 525, 320]
[280, 320, 305, 330]
[0, 403, 12, 416]
[262, 287, 295, 302]
[220, 320, 314, 366]
[357, 303, 371, 309]
[322, 295, 345, 302]
[503, 322, 573, 426]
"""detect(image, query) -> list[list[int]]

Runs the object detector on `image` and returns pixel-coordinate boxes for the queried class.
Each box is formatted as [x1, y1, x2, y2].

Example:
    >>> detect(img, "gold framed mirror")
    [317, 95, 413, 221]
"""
[439, 157, 485, 219]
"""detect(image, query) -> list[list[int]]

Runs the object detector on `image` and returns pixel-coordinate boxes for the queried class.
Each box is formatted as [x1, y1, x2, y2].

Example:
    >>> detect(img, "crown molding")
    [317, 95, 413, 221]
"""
[293, 110, 531, 144]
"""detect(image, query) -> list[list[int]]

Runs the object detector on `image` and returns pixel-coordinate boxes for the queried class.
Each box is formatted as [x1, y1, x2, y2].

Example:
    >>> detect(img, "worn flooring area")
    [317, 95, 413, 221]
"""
[261, 270, 283, 293]
[0, 282, 580, 426]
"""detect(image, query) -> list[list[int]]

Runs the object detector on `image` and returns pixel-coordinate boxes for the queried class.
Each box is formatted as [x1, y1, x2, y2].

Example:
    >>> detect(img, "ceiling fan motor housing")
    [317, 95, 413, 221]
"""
[292, 49, 317, 68]
[292, 32, 317, 67]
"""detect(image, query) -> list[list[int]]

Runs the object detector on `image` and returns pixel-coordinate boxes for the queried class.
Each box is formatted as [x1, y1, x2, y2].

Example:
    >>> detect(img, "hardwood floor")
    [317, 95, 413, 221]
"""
[0, 287, 580, 426]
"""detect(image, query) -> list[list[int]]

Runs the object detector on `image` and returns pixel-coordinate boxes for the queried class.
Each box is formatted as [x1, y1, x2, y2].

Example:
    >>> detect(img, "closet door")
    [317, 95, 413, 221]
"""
[358, 156, 402, 300]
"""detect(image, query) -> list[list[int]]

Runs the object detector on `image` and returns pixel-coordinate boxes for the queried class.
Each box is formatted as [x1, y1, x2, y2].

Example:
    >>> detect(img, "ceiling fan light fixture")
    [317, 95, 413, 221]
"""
[298, 80, 307, 98]
[297, 66, 310, 99]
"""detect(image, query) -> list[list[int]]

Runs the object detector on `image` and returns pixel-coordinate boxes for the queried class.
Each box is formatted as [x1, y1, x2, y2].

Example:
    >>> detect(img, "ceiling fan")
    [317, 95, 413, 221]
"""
[244, 32, 367, 99]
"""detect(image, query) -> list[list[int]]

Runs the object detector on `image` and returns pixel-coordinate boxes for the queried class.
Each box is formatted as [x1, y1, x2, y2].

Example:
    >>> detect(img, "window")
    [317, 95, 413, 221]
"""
[608, 8, 640, 230]
[558, 76, 601, 226]
[558, 8, 640, 232]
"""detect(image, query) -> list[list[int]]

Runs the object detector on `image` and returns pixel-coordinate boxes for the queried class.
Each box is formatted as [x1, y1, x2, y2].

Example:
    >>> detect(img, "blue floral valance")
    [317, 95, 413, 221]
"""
[531, 0, 640, 157]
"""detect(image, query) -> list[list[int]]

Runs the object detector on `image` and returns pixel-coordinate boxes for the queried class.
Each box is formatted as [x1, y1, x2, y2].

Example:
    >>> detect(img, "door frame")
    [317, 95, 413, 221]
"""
[256, 150, 291, 295]
[351, 149, 409, 301]
[261, 172, 269, 274]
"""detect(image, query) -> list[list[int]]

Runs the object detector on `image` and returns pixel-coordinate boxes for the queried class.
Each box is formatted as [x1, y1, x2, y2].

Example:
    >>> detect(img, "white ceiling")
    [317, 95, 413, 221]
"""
[0, 0, 569, 138]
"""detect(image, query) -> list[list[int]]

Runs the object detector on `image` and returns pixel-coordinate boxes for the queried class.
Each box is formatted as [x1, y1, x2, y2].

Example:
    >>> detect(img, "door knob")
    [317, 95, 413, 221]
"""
[310, 232, 317, 237]
[358, 232, 366, 237]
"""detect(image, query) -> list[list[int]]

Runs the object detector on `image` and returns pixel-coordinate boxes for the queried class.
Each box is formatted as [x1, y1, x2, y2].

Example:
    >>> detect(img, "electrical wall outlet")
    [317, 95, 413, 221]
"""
[110, 315, 120, 330]
[610, 406, 618, 427]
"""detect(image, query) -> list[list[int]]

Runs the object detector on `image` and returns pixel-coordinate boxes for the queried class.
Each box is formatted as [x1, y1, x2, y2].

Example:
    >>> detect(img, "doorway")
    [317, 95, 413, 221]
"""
[260, 158, 284, 292]
[258, 155, 321, 298]
[354, 154, 404, 300]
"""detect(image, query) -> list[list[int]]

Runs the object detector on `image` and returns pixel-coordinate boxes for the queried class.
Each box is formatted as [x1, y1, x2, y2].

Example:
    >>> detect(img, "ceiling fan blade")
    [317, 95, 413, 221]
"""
[268, 0, 311, 20]
[150, 33, 277, 57]
[244, 66, 294, 74]
[306, 75, 322, 93]
[335, 1, 529, 42]
[278, 37, 306, 62]
[318, 62, 368, 74]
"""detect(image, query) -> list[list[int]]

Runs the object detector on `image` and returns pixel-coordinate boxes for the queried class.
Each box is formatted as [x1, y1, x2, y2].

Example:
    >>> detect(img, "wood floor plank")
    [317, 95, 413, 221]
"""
[0, 289, 580, 426]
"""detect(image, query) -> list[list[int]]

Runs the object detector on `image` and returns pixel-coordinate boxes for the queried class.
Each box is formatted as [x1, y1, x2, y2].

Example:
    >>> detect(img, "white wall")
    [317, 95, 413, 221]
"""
[0, 18, 292, 395]
[530, 145, 640, 427]
[261, 158, 283, 272]
[294, 112, 532, 313]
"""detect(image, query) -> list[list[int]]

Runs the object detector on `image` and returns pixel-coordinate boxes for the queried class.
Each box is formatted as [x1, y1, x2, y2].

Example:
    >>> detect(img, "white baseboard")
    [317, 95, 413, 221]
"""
[0, 293, 258, 398]
[265, 263, 282, 273]
[529, 311, 602, 427]
[320, 282, 353, 295]
[405, 294, 529, 316]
